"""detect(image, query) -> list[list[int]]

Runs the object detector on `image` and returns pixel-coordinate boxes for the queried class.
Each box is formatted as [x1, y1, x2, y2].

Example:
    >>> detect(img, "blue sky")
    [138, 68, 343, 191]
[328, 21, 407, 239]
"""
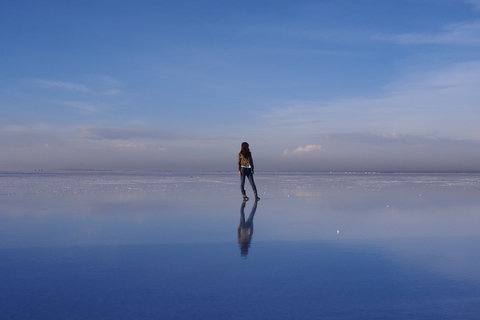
[1, 0, 480, 172]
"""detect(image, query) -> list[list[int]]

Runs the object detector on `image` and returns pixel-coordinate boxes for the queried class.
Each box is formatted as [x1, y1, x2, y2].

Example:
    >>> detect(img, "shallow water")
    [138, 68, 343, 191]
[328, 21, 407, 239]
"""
[1, 172, 479, 319]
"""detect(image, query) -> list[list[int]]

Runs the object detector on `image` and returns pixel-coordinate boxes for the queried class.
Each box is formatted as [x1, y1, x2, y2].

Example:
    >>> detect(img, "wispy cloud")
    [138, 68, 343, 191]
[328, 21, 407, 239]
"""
[243, 21, 370, 45]
[28, 75, 123, 96]
[0, 125, 66, 148]
[466, 0, 480, 10]
[275, 133, 480, 172]
[100, 89, 124, 96]
[83, 75, 124, 96]
[382, 20, 480, 46]
[55, 101, 103, 113]
[79, 126, 174, 140]
[84, 75, 120, 87]
[115, 142, 147, 149]
[30, 79, 91, 92]
[320, 132, 480, 148]
[261, 60, 480, 140]
[0, 124, 234, 171]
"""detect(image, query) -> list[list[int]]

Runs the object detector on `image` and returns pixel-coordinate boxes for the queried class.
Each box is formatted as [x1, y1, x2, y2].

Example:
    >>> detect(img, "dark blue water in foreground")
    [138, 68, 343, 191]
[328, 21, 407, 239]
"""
[1, 172, 479, 319]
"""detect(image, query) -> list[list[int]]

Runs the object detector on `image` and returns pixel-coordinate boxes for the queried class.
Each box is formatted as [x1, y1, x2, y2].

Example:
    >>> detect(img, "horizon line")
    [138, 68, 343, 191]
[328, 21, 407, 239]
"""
[2, 169, 480, 174]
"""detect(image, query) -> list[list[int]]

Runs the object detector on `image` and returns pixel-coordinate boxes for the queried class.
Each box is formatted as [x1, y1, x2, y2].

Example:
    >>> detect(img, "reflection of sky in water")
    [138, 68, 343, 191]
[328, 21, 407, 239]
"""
[1, 172, 480, 319]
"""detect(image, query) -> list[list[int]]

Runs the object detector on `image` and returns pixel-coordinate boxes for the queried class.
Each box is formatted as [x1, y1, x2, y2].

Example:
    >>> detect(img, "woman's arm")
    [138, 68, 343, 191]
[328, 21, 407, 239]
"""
[237, 153, 242, 173]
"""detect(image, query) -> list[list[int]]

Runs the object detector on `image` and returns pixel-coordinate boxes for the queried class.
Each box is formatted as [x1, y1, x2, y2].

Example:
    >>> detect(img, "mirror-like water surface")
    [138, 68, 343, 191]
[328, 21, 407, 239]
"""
[1, 172, 479, 319]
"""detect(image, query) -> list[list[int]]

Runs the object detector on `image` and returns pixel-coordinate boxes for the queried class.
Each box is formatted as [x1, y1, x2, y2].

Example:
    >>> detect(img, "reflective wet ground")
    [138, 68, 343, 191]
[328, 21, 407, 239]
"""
[1, 172, 479, 319]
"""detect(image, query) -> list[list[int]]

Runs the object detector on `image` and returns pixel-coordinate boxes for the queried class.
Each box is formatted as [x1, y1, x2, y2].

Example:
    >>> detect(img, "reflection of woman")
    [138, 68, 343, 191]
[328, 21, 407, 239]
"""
[238, 142, 260, 201]
[237, 200, 258, 258]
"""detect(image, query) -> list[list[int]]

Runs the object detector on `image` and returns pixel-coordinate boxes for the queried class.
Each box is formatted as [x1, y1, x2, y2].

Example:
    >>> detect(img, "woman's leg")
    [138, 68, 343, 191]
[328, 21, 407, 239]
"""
[246, 170, 260, 200]
[246, 171, 256, 193]
[240, 168, 248, 199]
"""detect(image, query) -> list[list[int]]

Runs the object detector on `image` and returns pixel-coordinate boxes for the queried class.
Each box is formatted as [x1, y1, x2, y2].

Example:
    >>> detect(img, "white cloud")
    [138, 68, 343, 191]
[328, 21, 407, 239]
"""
[283, 144, 323, 156]
[293, 144, 323, 153]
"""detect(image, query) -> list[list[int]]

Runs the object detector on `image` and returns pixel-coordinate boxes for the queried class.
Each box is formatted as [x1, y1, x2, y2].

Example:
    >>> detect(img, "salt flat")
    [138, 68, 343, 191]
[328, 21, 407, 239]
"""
[1, 172, 479, 319]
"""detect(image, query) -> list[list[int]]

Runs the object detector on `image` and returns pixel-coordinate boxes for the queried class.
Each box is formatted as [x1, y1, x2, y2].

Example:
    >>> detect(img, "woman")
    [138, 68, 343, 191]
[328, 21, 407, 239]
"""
[238, 142, 260, 201]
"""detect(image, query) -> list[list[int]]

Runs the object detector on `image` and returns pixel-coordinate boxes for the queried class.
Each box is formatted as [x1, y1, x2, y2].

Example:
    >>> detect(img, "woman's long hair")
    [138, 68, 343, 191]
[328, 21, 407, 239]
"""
[240, 142, 251, 158]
